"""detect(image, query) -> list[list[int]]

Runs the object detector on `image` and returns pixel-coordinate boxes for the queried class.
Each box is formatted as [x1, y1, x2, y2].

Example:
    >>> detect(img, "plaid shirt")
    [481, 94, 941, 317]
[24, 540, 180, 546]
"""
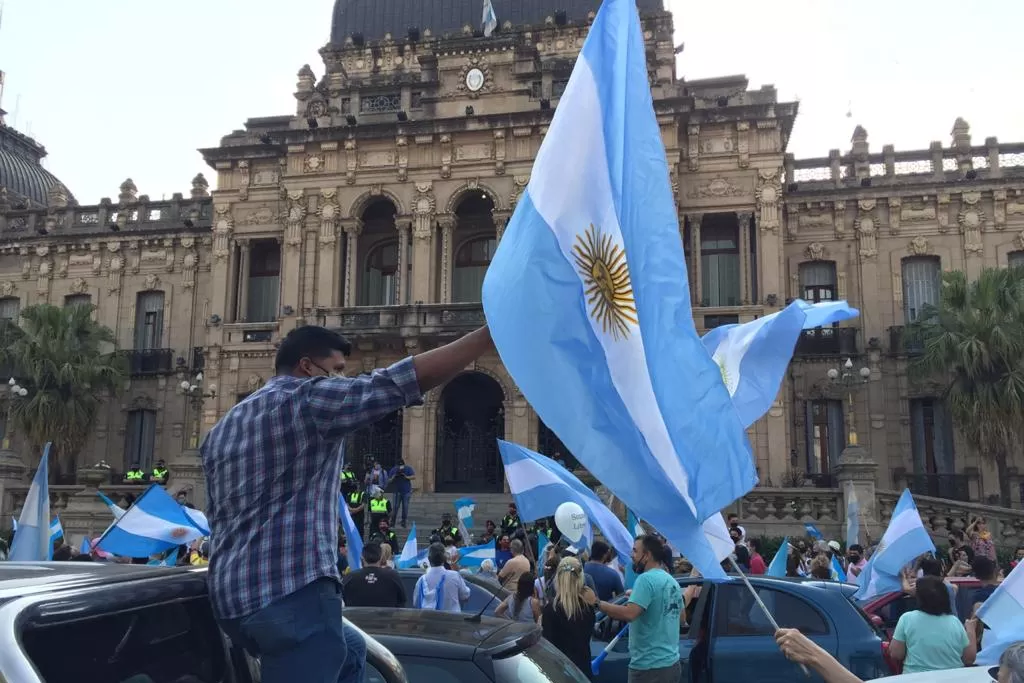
[202, 358, 421, 620]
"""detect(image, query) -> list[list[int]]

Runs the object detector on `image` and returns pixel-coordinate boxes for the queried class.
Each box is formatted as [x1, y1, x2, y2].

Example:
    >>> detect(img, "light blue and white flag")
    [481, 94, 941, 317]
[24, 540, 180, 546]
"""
[499, 441, 633, 565]
[625, 510, 643, 588]
[976, 561, 1024, 665]
[482, 0, 756, 580]
[766, 538, 790, 578]
[10, 517, 16, 532]
[481, 0, 497, 37]
[10, 443, 52, 562]
[853, 489, 935, 602]
[98, 491, 126, 520]
[96, 485, 209, 558]
[537, 531, 550, 574]
[79, 535, 92, 555]
[804, 523, 824, 540]
[454, 497, 475, 542]
[338, 494, 363, 572]
[458, 539, 496, 569]
[147, 547, 179, 567]
[846, 488, 860, 550]
[831, 554, 847, 582]
[48, 517, 63, 559]
[398, 523, 419, 569]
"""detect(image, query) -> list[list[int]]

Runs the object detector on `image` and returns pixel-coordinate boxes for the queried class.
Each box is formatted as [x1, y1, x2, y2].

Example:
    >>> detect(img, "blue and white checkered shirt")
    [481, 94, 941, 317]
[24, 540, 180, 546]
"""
[202, 358, 421, 620]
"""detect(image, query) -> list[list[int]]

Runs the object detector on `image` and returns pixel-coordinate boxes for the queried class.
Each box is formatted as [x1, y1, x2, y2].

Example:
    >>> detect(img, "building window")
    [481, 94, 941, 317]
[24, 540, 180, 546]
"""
[124, 409, 157, 470]
[805, 399, 844, 475]
[530, 81, 542, 99]
[704, 314, 739, 329]
[0, 297, 20, 321]
[134, 291, 165, 350]
[1009, 251, 1024, 269]
[248, 241, 281, 323]
[910, 398, 954, 475]
[361, 241, 399, 306]
[453, 237, 496, 303]
[901, 256, 941, 323]
[798, 261, 837, 303]
[701, 218, 741, 307]
[411, 91, 423, 109]
[360, 93, 401, 114]
[340, 98, 351, 114]
[552, 79, 569, 98]
[64, 294, 92, 308]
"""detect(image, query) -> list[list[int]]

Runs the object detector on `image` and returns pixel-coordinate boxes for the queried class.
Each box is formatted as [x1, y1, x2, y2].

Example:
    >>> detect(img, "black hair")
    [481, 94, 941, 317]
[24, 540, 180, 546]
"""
[748, 538, 761, 553]
[274, 325, 352, 374]
[919, 556, 943, 577]
[52, 545, 74, 561]
[513, 571, 536, 617]
[638, 534, 667, 566]
[590, 540, 610, 562]
[972, 555, 997, 581]
[916, 576, 952, 615]
[361, 542, 382, 565]
[427, 542, 446, 567]
[849, 544, 864, 554]
[71, 553, 94, 562]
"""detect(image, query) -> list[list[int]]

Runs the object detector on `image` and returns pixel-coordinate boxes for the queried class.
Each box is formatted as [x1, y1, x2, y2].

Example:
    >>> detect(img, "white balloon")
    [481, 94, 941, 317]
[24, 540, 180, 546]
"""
[554, 501, 590, 544]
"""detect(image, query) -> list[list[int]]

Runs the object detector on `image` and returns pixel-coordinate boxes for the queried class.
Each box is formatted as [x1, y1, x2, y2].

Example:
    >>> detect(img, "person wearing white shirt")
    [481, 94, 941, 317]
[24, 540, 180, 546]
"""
[413, 543, 471, 613]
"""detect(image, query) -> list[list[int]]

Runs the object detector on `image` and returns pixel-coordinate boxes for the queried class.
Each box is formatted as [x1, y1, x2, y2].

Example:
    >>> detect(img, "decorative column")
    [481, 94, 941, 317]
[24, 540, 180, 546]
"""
[212, 202, 235, 324]
[316, 189, 341, 308]
[737, 211, 753, 305]
[395, 216, 412, 305]
[236, 239, 251, 322]
[281, 190, 307, 320]
[411, 183, 438, 304]
[341, 219, 363, 307]
[437, 214, 456, 304]
[492, 210, 511, 243]
[688, 214, 703, 305]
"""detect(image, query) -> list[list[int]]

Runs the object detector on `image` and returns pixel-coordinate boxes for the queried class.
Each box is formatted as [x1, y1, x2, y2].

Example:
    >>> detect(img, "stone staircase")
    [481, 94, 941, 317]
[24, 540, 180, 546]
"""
[368, 492, 514, 547]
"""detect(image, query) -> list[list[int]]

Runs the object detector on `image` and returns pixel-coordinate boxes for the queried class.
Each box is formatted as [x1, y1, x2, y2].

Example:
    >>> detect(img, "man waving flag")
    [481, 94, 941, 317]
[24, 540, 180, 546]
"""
[482, 0, 760, 579]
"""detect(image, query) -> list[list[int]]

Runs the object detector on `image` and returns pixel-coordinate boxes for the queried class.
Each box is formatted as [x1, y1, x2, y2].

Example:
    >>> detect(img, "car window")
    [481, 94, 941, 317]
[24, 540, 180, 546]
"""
[714, 584, 829, 636]
[399, 574, 502, 614]
[875, 595, 916, 630]
[21, 596, 228, 683]
[397, 656, 483, 682]
[492, 641, 591, 683]
[364, 663, 387, 683]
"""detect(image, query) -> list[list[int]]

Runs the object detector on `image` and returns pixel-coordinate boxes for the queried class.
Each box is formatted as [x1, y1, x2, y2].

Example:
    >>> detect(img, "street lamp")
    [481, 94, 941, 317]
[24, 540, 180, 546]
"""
[3, 378, 28, 450]
[180, 372, 216, 450]
[827, 357, 871, 446]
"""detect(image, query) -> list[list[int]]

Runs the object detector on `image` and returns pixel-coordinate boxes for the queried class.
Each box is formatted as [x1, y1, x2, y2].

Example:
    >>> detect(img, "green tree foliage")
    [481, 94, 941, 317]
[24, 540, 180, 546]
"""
[0, 304, 126, 480]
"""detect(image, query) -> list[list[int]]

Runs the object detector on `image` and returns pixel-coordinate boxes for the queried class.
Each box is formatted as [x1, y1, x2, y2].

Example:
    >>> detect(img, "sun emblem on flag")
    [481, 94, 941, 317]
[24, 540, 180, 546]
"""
[717, 357, 730, 388]
[170, 527, 190, 540]
[573, 223, 637, 341]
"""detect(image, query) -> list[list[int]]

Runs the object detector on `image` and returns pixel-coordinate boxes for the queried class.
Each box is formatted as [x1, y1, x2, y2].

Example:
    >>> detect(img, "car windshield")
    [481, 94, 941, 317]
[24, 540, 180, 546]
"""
[492, 640, 590, 683]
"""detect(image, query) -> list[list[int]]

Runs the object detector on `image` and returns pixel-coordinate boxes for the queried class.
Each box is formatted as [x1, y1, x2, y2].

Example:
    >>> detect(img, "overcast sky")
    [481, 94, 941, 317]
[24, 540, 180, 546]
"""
[1, 0, 1021, 203]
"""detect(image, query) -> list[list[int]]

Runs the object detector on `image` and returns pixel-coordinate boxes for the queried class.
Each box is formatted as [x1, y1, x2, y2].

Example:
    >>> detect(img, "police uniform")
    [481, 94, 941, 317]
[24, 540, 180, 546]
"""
[431, 523, 462, 546]
[151, 466, 168, 483]
[368, 496, 391, 532]
[370, 529, 399, 554]
[500, 513, 522, 537]
[125, 468, 145, 482]
[347, 489, 367, 538]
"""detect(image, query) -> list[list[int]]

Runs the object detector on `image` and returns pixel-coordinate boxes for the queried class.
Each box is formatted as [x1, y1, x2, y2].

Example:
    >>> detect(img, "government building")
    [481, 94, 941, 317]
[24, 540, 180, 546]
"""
[1, 0, 1023, 508]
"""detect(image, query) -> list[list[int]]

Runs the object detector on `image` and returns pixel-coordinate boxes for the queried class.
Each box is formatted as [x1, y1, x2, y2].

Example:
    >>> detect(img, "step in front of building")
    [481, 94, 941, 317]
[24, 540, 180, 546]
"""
[354, 492, 515, 548]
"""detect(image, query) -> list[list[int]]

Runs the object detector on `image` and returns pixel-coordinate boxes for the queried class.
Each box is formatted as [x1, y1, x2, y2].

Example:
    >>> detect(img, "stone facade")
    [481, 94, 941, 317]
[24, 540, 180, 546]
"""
[1, 5, 1024, 508]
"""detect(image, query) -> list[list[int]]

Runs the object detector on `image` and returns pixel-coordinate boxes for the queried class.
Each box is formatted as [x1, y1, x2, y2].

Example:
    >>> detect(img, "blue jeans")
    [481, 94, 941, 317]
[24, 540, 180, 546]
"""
[219, 578, 365, 683]
[392, 491, 411, 525]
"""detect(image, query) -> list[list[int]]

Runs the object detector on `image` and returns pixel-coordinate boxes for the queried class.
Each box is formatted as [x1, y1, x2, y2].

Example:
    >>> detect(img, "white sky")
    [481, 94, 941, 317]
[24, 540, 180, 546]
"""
[1, 0, 1021, 203]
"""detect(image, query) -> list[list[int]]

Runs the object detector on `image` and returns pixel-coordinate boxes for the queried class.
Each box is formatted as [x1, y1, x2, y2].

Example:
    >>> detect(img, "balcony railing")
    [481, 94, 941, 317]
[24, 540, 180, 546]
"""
[126, 348, 174, 376]
[888, 325, 923, 355]
[320, 303, 487, 338]
[794, 327, 858, 357]
[906, 473, 970, 502]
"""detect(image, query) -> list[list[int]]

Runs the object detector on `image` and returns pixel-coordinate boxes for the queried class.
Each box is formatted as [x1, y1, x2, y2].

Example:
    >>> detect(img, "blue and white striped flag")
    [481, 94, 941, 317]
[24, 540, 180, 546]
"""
[481, 0, 497, 37]
[454, 497, 475, 543]
[339, 494, 363, 571]
[147, 547, 179, 567]
[98, 491, 126, 520]
[766, 538, 790, 578]
[804, 523, 824, 540]
[846, 488, 860, 550]
[398, 523, 419, 569]
[482, 0, 757, 580]
[977, 561, 1024, 664]
[458, 539, 496, 569]
[95, 484, 209, 558]
[10, 443, 52, 561]
[831, 554, 847, 582]
[79, 535, 92, 555]
[853, 489, 935, 602]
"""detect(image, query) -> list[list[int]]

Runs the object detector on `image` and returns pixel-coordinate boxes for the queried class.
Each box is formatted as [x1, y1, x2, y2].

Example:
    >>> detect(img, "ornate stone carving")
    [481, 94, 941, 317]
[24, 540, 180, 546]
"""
[304, 154, 325, 173]
[887, 197, 901, 234]
[118, 178, 138, 205]
[907, 235, 931, 256]
[182, 251, 198, 290]
[69, 278, 88, 294]
[440, 135, 452, 179]
[689, 176, 743, 199]
[804, 242, 827, 260]
[247, 374, 264, 392]
[755, 169, 783, 234]
[509, 175, 530, 208]
[994, 189, 1007, 230]
[237, 160, 250, 201]
[937, 193, 952, 232]
[318, 188, 341, 247]
[958, 203, 985, 255]
[855, 199, 878, 260]
[1015, 231, 1024, 251]
[344, 138, 357, 185]
[242, 205, 279, 226]
[213, 204, 234, 262]
[191, 173, 210, 199]
[396, 135, 409, 181]
[413, 182, 436, 217]
[0, 281, 15, 297]
[108, 254, 125, 295]
[284, 189, 306, 250]
[457, 57, 494, 99]
[901, 200, 937, 223]
[144, 273, 161, 291]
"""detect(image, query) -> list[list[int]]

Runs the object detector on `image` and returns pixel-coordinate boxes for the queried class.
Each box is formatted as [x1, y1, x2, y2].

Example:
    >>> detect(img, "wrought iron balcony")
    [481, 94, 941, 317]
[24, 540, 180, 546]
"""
[888, 325, 923, 355]
[126, 348, 174, 376]
[906, 473, 970, 502]
[794, 327, 858, 357]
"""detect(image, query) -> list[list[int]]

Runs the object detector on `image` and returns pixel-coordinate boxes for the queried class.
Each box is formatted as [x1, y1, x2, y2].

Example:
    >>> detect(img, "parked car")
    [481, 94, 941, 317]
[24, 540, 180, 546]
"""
[590, 575, 892, 683]
[396, 568, 508, 616]
[867, 666, 993, 682]
[861, 576, 984, 638]
[0, 562, 408, 683]
[347, 607, 589, 682]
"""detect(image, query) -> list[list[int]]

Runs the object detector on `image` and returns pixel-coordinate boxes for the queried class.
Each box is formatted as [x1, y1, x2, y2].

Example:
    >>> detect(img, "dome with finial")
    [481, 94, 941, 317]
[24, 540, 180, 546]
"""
[0, 120, 74, 210]
[329, 0, 665, 45]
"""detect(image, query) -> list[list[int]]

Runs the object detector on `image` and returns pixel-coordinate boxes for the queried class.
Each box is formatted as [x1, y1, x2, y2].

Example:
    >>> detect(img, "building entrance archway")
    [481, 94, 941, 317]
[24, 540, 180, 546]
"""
[435, 372, 504, 493]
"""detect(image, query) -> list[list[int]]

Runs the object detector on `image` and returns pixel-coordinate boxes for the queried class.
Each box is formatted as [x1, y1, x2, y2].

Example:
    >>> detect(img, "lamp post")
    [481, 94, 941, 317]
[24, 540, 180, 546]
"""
[180, 372, 216, 450]
[2, 378, 28, 451]
[826, 358, 871, 447]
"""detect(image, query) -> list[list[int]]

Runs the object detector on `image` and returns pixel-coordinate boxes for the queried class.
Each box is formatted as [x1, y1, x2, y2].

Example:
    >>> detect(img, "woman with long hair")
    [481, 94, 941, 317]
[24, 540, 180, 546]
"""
[542, 557, 597, 680]
[379, 543, 394, 569]
[495, 571, 541, 623]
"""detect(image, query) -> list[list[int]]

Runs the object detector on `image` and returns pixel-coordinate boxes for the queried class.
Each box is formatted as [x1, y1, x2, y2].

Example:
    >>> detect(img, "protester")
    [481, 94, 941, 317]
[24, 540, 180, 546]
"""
[969, 516, 997, 561]
[748, 538, 767, 575]
[498, 539, 531, 588]
[587, 535, 683, 682]
[846, 544, 866, 578]
[202, 324, 493, 683]
[477, 559, 500, 587]
[727, 513, 746, 545]
[342, 543, 406, 608]
[379, 543, 394, 569]
[387, 459, 415, 528]
[364, 459, 388, 491]
[584, 541, 625, 601]
[495, 535, 513, 569]
[479, 520, 497, 544]
[889, 576, 977, 673]
[413, 543, 471, 612]
[495, 572, 542, 624]
[971, 556, 1001, 607]
[543, 557, 598, 680]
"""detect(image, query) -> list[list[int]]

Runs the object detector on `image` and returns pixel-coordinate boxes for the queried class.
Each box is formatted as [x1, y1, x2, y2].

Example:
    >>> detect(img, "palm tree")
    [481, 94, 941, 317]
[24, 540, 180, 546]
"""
[907, 267, 1024, 506]
[0, 304, 127, 480]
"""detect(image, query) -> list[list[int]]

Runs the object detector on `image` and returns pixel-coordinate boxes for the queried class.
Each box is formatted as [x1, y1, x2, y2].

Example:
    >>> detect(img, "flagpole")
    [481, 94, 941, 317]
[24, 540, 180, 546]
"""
[728, 556, 810, 677]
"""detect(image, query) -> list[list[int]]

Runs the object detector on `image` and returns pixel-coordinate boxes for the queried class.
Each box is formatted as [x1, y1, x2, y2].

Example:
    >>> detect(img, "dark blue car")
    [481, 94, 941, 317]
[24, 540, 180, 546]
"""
[590, 575, 892, 683]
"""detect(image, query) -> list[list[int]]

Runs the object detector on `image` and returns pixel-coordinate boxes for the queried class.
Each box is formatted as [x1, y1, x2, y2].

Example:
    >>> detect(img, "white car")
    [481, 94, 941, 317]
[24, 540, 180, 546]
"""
[869, 666, 995, 682]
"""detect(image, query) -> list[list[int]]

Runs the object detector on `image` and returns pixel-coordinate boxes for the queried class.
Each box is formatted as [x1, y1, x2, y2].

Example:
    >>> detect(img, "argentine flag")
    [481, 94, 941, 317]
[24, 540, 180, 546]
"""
[454, 497, 475, 543]
[481, 0, 497, 37]
[339, 494, 364, 571]
[98, 491, 126, 520]
[766, 538, 790, 578]
[976, 561, 1024, 664]
[458, 539, 496, 569]
[398, 523, 420, 569]
[499, 441, 633, 564]
[482, 0, 756, 580]
[853, 489, 935, 602]
[10, 443, 53, 562]
[96, 485, 209, 558]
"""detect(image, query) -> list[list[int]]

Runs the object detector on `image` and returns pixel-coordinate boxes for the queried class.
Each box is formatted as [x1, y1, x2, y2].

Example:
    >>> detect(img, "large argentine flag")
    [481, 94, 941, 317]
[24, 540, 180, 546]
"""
[398, 523, 420, 569]
[702, 300, 859, 428]
[977, 561, 1024, 664]
[458, 539, 496, 569]
[482, 0, 755, 580]
[96, 485, 209, 558]
[853, 489, 935, 602]
[339, 495, 364, 571]
[9, 443, 53, 561]
[500, 440, 634, 565]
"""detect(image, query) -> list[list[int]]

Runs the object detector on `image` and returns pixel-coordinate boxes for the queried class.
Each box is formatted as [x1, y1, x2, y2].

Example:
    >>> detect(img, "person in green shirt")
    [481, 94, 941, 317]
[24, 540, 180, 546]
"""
[889, 575, 977, 674]
[586, 535, 683, 683]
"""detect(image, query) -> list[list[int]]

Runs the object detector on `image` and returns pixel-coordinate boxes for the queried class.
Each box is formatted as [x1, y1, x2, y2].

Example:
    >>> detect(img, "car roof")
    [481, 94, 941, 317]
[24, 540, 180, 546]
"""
[345, 607, 539, 660]
[0, 562, 185, 600]
[868, 666, 991, 681]
[397, 568, 507, 592]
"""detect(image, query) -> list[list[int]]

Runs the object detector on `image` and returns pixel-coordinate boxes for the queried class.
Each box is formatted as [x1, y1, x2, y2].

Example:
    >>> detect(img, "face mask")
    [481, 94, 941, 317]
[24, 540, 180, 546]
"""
[632, 554, 648, 575]
[849, 555, 860, 563]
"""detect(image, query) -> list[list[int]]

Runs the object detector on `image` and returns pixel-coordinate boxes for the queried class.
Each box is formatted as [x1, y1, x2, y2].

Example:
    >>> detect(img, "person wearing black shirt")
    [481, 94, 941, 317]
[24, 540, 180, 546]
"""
[342, 544, 407, 608]
[431, 512, 463, 547]
[500, 503, 522, 537]
[369, 518, 399, 554]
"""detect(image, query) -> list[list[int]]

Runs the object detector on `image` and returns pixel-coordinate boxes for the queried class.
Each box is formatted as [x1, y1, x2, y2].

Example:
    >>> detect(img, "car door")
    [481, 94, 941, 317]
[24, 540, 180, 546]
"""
[708, 583, 837, 683]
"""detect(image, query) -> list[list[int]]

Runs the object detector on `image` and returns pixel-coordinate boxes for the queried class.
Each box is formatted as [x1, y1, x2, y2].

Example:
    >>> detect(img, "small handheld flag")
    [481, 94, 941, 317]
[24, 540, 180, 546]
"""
[592, 625, 628, 676]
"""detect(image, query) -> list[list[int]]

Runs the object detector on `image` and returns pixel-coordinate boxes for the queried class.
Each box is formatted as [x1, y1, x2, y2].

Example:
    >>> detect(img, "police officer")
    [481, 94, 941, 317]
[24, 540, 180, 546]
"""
[124, 463, 145, 483]
[340, 461, 357, 489]
[369, 518, 399, 554]
[500, 503, 522, 538]
[151, 460, 169, 485]
[431, 512, 462, 547]
[345, 480, 367, 540]
[368, 486, 392, 533]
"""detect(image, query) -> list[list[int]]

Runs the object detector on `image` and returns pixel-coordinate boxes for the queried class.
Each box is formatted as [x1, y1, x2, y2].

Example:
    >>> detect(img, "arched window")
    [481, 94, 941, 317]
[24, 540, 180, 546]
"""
[125, 409, 157, 470]
[452, 237, 496, 303]
[361, 241, 399, 306]
[901, 256, 941, 322]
